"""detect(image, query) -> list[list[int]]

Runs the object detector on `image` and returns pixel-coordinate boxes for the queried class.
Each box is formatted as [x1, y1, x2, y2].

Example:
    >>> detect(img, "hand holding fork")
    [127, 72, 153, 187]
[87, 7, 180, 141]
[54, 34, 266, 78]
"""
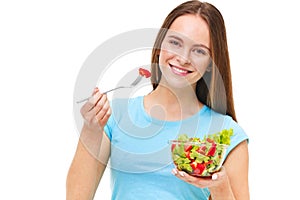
[76, 67, 151, 104]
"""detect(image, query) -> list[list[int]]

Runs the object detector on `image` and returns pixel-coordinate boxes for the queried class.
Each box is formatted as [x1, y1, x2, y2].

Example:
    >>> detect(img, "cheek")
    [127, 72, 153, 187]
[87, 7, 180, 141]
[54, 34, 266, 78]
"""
[194, 59, 211, 74]
[159, 50, 175, 65]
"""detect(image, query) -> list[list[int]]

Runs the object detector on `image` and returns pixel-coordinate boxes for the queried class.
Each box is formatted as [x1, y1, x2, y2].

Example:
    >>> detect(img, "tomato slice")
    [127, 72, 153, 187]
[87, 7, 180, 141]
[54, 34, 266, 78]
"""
[185, 151, 191, 159]
[207, 144, 216, 156]
[139, 68, 151, 78]
[171, 143, 176, 151]
[191, 162, 206, 175]
[197, 145, 207, 155]
[184, 144, 193, 152]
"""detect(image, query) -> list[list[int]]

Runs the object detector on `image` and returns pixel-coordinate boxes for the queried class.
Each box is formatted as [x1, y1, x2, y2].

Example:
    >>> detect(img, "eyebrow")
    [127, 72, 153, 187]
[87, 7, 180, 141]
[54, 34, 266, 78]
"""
[167, 35, 211, 52]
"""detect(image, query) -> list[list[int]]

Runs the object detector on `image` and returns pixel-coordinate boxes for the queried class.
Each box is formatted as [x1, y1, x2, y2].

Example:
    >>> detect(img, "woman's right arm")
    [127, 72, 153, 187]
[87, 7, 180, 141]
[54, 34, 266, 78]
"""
[66, 88, 111, 200]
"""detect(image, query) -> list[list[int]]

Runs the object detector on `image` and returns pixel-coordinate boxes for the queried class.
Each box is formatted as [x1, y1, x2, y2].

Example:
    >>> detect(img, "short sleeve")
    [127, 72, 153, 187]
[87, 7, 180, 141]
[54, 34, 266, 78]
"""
[104, 101, 116, 141]
[225, 119, 249, 158]
[104, 116, 113, 140]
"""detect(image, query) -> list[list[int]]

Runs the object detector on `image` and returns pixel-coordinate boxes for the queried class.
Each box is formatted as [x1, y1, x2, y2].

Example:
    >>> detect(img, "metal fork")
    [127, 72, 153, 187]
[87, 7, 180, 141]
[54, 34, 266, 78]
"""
[76, 74, 143, 104]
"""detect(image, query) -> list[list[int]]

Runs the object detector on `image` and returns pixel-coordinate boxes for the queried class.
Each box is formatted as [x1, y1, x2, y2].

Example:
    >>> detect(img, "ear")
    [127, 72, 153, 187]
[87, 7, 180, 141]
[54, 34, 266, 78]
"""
[206, 61, 212, 72]
[206, 66, 212, 72]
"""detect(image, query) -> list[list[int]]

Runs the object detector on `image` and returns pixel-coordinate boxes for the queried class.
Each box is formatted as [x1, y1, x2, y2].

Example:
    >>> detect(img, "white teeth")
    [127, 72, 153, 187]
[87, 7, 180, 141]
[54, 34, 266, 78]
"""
[172, 66, 188, 73]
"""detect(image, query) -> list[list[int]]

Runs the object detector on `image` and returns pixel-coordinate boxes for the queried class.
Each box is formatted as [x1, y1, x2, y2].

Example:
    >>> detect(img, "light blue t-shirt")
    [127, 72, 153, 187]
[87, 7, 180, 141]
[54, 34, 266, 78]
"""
[104, 96, 248, 200]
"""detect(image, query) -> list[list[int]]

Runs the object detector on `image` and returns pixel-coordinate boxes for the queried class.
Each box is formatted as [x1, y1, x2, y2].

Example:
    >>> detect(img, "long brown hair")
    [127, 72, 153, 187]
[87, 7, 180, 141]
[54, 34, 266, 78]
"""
[151, 0, 237, 121]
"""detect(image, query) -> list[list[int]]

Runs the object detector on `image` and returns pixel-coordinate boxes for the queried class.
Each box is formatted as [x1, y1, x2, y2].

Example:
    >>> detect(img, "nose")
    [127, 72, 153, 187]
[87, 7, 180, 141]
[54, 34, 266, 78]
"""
[176, 49, 191, 65]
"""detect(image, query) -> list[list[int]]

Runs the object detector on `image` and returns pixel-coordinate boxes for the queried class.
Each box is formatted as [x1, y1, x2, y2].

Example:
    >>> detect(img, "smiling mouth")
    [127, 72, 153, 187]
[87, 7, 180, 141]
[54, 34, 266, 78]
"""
[169, 64, 192, 76]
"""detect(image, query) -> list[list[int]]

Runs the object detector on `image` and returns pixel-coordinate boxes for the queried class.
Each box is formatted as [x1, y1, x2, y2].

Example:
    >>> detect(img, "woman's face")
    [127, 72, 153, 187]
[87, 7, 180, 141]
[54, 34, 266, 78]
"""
[159, 14, 211, 89]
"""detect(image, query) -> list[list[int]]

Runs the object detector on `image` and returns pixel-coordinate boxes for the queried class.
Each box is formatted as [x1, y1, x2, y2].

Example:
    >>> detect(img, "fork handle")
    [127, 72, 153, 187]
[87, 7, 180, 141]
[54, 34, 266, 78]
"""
[102, 86, 127, 94]
[76, 97, 90, 104]
[76, 86, 128, 103]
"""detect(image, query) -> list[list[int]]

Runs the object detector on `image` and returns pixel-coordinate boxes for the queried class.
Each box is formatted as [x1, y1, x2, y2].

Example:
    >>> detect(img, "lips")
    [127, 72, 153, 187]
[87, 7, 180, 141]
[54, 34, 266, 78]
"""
[169, 64, 192, 76]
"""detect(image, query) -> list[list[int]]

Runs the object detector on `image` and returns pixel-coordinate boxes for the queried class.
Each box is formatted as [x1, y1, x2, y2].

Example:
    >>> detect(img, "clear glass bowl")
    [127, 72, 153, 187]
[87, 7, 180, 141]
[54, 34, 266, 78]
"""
[170, 140, 228, 177]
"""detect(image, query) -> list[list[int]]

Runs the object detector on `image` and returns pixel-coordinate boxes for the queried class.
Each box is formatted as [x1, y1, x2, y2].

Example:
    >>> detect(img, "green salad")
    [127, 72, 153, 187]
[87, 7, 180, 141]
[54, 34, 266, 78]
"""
[171, 128, 233, 176]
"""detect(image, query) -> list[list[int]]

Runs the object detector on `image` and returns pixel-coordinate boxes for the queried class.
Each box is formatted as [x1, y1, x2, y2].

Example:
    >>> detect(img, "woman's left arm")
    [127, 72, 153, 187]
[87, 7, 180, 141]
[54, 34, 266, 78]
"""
[210, 140, 249, 200]
[172, 140, 249, 200]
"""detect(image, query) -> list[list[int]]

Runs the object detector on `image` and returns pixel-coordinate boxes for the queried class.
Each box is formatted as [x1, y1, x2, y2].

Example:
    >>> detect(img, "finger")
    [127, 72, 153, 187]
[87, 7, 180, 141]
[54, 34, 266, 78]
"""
[95, 97, 110, 120]
[88, 91, 103, 110]
[172, 169, 214, 188]
[94, 94, 108, 115]
[86, 87, 99, 108]
[92, 87, 99, 95]
[172, 169, 197, 182]
[211, 166, 226, 181]
[212, 173, 218, 180]
[80, 91, 102, 115]
[98, 104, 111, 127]
[82, 95, 109, 127]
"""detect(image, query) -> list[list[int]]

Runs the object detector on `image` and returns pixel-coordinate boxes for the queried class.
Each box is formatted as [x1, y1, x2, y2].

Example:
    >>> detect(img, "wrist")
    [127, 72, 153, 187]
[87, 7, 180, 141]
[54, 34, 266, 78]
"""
[79, 125, 104, 158]
[209, 175, 235, 200]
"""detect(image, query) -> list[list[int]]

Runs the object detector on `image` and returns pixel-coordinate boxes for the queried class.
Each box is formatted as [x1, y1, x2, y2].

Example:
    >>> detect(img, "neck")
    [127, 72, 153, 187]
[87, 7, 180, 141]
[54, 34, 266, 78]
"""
[158, 85, 197, 105]
[145, 84, 203, 121]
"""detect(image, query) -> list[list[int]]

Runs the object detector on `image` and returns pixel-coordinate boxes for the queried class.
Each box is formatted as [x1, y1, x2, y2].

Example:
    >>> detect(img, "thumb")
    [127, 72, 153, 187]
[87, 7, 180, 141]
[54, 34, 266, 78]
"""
[212, 166, 226, 181]
[92, 87, 99, 95]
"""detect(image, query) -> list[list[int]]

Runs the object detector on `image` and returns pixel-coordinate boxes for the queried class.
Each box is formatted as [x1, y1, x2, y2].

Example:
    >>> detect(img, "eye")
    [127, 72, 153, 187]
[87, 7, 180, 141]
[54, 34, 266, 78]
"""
[169, 39, 181, 47]
[193, 48, 207, 56]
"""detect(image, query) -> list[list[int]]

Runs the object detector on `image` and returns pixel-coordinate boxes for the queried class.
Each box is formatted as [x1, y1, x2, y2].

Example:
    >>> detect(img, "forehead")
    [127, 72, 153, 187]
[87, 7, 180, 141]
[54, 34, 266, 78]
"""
[168, 14, 210, 47]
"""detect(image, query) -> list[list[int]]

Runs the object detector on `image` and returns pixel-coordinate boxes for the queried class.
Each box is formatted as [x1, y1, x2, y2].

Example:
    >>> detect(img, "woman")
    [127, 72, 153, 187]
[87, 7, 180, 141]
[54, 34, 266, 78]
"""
[67, 1, 249, 199]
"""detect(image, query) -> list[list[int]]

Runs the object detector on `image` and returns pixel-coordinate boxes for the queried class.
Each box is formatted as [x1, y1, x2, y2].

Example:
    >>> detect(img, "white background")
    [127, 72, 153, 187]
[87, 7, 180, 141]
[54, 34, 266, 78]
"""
[1, 0, 299, 199]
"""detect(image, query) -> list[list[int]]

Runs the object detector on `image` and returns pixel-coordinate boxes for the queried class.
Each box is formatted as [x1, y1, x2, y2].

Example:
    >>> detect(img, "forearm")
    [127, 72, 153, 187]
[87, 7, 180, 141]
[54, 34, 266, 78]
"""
[209, 176, 235, 200]
[66, 139, 105, 200]
[66, 125, 110, 199]
[80, 124, 106, 156]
